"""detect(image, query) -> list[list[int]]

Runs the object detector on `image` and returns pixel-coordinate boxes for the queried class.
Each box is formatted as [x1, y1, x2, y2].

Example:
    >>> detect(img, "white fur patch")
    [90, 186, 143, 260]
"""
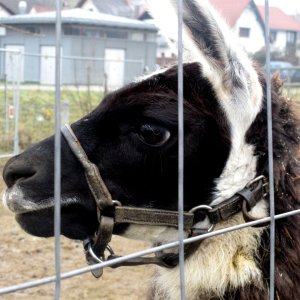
[2, 185, 79, 214]
[122, 224, 188, 254]
[151, 213, 267, 300]
[135, 67, 169, 83]
[212, 145, 258, 206]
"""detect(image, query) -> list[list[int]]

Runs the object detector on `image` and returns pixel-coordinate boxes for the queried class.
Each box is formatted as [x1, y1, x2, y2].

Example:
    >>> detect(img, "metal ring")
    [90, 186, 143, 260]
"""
[189, 205, 214, 234]
[106, 244, 115, 255]
[207, 224, 215, 232]
[189, 204, 212, 213]
[246, 175, 266, 188]
[87, 243, 103, 264]
[112, 200, 122, 207]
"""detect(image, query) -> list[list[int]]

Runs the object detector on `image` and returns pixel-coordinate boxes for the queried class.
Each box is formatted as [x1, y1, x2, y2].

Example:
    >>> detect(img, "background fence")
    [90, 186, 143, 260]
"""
[1, 58, 300, 160]
[1, 0, 300, 299]
[0, 50, 147, 159]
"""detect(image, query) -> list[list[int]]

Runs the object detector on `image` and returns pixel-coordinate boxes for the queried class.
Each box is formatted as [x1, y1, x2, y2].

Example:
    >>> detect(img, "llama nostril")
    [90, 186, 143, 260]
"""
[3, 163, 36, 188]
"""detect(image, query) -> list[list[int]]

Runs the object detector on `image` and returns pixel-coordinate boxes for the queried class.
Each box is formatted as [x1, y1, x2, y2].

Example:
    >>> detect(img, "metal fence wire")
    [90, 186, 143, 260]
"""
[0, 0, 300, 299]
[0, 52, 145, 159]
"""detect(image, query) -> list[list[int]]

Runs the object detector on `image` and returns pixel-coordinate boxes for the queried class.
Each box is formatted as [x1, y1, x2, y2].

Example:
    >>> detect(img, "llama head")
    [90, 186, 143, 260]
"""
[2, 0, 265, 244]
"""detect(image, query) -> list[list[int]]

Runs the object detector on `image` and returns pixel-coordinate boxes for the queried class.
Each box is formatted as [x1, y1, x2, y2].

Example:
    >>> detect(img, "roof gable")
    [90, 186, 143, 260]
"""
[257, 5, 300, 32]
[210, 0, 251, 27]
[77, 0, 137, 18]
[0, 0, 23, 14]
[0, 0, 77, 14]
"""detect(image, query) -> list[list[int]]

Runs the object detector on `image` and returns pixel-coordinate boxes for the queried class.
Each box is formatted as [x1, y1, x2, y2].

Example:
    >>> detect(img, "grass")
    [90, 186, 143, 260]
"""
[0, 86, 104, 153]
[1, 84, 300, 155]
[283, 86, 300, 102]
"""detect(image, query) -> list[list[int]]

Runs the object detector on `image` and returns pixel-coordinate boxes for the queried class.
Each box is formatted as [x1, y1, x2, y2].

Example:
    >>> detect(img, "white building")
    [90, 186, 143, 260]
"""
[210, 0, 300, 55]
[211, 0, 265, 53]
[256, 5, 300, 54]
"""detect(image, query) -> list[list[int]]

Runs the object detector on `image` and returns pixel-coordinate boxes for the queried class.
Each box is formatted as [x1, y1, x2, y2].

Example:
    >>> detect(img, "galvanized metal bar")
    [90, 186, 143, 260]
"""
[12, 53, 20, 155]
[264, 1, 276, 299]
[54, 0, 62, 299]
[1, 208, 300, 296]
[177, 0, 186, 299]
[4, 73, 8, 136]
[0, 48, 143, 64]
[0, 154, 14, 159]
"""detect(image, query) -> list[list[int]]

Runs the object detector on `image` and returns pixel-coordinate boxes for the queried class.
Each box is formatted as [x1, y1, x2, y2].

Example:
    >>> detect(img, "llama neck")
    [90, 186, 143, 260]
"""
[151, 213, 267, 300]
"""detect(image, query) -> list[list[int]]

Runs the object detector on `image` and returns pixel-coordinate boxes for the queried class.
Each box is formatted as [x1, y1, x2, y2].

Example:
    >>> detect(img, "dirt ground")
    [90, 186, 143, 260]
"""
[0, 164, 153, 300]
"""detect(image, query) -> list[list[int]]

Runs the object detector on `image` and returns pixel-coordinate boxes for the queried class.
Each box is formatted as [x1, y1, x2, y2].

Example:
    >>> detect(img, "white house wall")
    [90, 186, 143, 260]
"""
[80, 0, 99, 12]
[233, 5, 265, 54]
[0, 7, 10, 17]
[271, 31, 287, 53]
[0, 23, 157, 86]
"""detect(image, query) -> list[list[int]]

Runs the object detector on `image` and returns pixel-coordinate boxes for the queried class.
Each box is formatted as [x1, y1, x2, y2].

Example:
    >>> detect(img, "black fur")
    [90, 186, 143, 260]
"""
[240, 74, 300, 300]
[3, 63, 231, 239]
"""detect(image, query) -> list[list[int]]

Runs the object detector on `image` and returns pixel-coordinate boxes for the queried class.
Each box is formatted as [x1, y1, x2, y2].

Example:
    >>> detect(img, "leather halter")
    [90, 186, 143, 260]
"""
[61, 124, 269, 278]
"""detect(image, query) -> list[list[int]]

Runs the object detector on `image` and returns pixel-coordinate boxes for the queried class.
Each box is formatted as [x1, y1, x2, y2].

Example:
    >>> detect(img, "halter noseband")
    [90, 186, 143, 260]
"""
[61, 124, 268, 278]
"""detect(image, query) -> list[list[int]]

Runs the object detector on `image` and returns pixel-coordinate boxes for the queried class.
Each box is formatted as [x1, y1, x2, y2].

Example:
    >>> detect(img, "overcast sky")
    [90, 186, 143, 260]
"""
[254, 0, 300, 15]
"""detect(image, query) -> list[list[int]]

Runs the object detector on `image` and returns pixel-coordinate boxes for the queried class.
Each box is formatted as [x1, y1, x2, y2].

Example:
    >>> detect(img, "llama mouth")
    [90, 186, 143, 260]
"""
[2, 185, 80, 215]
[15, 203, 98, 239]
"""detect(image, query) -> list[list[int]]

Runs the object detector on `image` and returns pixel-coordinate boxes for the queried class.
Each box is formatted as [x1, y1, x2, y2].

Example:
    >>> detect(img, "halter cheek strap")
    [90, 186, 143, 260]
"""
[61, 124, 269, 278]
[61, 124, 116, 277]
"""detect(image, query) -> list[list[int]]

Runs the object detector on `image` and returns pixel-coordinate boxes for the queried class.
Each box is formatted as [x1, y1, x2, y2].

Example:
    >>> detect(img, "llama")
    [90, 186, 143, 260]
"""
[2, 1, 300, 299]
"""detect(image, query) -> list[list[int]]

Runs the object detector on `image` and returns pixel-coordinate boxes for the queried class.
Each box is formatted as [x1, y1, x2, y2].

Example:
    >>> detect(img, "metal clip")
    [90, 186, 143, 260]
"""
[189, 205, 215, 235]
[83, 239, 114, 278]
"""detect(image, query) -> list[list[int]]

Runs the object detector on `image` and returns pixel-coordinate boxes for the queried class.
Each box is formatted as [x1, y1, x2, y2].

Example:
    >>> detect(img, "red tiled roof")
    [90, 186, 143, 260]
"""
[257, 5, 300, 31]
[31, 5, 55, 13]
[210, 0, 251, 27]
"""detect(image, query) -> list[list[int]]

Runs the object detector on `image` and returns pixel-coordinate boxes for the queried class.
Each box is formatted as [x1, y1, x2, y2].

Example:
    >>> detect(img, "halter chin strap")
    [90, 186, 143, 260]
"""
[62, 124, 269, 278]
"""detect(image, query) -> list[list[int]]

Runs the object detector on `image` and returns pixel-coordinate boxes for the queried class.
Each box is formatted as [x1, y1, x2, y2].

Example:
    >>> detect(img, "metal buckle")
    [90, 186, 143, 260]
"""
[112, 200, 122, 207]
[242, 175, 269, 227]
[246, 175, 269, 197]
[83, 239, 115, 278]
[189, 205, 215, 235]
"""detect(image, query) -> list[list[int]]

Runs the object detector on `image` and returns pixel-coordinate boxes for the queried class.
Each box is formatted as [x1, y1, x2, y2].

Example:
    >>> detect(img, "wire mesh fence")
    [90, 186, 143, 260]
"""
[1, 0, 300, 299]
[0, 50, 146, 159]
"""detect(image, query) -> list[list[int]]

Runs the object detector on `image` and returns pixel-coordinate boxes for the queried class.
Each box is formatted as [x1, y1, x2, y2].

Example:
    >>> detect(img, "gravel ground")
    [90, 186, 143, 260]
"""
[0, 165, 153, 300]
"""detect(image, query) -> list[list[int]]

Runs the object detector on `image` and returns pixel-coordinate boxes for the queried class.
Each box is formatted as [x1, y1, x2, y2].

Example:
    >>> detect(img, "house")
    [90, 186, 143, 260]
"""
[210, 0, 300, 56]
[0, 0, 78, 15]
[76, 0, 144, 19]
[0, 0, 23, 15]
[139, 10, 177, 67]
[210, 0, 265, 53]
[139, 0, 265, 65]
[256, 5, 300, 55]
[0, 8, 157, 89]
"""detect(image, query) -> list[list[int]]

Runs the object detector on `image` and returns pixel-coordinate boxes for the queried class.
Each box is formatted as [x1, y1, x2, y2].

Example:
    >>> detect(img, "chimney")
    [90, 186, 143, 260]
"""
[18, 1, 27, 14]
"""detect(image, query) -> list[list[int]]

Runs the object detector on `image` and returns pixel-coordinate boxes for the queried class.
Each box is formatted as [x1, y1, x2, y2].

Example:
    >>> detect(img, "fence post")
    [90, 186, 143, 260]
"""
[4, 73, 9, 137]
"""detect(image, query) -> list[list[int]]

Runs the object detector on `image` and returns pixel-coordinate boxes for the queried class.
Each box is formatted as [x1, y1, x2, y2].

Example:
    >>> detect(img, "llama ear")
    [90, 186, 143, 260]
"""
[145, 0, 260, 101]
[146, 0, 263, 135]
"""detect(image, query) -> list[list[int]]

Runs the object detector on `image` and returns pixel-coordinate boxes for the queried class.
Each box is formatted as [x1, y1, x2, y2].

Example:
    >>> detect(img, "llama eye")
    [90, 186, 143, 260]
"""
[137, 124, 170, 146]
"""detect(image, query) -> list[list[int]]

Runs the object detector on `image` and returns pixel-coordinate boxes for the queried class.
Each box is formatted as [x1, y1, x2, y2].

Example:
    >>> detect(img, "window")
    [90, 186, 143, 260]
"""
[64, 26, 129, 40]
[25, 26, 40, 34]
[239, 27, 250, 38]
[270, 30, 277, 43]
[287, 31, 296, 45]
[104, 30, 128, 39]
[130, 32, 144, 41]
[64, 26, 103, 38]
[64, 26, 81, 36]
